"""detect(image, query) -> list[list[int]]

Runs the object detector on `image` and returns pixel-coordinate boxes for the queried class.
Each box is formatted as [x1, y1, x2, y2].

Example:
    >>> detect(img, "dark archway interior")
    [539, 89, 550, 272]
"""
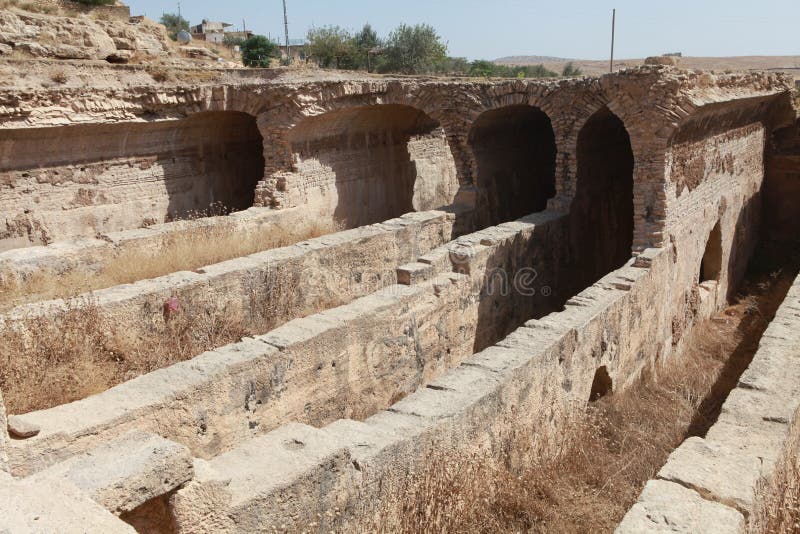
[469, 105, 556, 226]
[164, 111, 265, 219]
[700, 221, 723, 283]
[568, 106, 635, 293]
[589, 366, 613, 402]
[289, 105, 442, 228]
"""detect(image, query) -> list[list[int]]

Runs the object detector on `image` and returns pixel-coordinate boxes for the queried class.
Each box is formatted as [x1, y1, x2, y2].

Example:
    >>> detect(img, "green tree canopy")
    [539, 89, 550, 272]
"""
[307, 26, 354, 69]
[241, 35, 278, 68]
[381, 23, 447, 74]
[562, 62, 583, 77]
[159, 13, 190, 41]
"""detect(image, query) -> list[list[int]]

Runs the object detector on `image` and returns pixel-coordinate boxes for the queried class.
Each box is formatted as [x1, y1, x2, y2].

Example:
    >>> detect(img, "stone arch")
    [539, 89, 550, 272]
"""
[254, 86, 464, 213]
[0, 110, 266, 246]
[700, 220, 723, 284]
[466, 96, 558, 227]
[268, 101, 459, 227]
[567, 105, 635, 293]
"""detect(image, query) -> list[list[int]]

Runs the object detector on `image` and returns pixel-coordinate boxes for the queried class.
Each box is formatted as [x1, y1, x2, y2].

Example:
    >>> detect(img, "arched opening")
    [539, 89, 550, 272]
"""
[0, 111, 266, 246]
[589, 366, 613, 402]
[469, 105, 556, 226]
[569, 106, 634, 292]
[164, 111, 265, 219]
[288, 105, 458, 228]
[700, 221, 723, 283]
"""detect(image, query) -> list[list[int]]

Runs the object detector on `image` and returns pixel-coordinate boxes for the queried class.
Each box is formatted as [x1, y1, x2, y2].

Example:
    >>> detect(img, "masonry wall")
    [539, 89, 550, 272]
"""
[0, 112, 265, 250]
[284, 105, 459, 226]
[664, 122, 766, 332]
[764, 117, 800, 244]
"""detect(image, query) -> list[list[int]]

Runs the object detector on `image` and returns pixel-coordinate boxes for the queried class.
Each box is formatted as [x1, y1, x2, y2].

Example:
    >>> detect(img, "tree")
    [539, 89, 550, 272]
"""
[381, 24, 447, 74]
[469, 60, 496, 78]
[352, 24, 380, 70]
[562, 62, 583, 77]
[306, 26, 354, 69]
[223, 35, 246, 48]
[159, 13, 190, 41]
[241, 35, 278, 68]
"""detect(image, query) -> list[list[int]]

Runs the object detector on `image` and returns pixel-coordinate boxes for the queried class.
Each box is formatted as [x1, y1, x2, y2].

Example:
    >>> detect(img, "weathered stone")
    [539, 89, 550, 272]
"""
[8, 415, 40, 438]
[30, 431, 194, 515]
[616, 479, 744, 533]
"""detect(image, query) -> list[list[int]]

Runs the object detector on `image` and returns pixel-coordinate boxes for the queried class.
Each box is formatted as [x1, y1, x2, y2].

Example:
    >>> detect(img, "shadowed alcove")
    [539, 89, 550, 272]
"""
[288, 104, 458, 228]
[468, 105, 557, 226]
[568, 106, 635, 293]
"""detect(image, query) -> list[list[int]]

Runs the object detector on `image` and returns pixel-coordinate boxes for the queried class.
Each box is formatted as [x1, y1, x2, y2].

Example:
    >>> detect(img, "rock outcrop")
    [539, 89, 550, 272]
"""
[0, 9, 170, 62]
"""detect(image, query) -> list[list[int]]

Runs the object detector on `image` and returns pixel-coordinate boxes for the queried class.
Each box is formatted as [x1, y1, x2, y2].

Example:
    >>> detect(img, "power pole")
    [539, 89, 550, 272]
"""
[610, 8, 616, 73]
[283, 0, 290, 62]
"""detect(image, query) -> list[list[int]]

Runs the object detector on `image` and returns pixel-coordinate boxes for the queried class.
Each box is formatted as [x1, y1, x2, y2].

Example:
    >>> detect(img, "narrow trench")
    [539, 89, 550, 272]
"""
[521, 247, 799, 533]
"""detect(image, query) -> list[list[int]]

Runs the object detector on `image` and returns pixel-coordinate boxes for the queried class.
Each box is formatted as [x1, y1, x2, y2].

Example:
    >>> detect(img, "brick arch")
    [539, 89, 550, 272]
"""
[252, 84, 463, 209]
[551, 83, 674, 252]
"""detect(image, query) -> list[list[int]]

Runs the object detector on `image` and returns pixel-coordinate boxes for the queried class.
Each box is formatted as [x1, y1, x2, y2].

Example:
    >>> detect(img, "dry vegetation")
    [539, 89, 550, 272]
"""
[0, 216, 343, 414]
[357, 268, 793, 533]
[749, 401, 800, 533]
[0, 215, 343, 313]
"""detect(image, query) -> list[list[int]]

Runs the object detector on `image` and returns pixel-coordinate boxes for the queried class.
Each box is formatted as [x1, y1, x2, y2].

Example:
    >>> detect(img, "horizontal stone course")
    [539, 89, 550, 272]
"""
[171, 247, 685, 531]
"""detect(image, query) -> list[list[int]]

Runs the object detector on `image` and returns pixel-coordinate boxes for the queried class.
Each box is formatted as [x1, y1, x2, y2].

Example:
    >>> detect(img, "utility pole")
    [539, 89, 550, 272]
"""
[283, 0, 290, 62]
[610, 8, 616, 73]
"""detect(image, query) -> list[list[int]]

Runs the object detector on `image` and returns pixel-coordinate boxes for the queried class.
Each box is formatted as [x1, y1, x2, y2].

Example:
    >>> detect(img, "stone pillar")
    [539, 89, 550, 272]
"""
[0, 389, 8, 474]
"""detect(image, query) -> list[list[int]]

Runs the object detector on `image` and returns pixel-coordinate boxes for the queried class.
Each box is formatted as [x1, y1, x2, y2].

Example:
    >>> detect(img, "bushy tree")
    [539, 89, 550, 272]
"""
[469, 60, 495, 77]
[223, 35, 246, 48]
[159, 13, 190, 41]
[352, 23, 380, 70]
[307, 26, 354, 69]
[562, 62, 583, 77]
[241, 35, 278, 68]
[381, 23, 447, 74]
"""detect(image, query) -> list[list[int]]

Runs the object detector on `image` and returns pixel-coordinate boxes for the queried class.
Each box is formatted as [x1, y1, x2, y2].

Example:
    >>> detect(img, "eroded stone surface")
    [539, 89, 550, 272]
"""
[30, 431, 193, 515]
[616, 479, 744, 533]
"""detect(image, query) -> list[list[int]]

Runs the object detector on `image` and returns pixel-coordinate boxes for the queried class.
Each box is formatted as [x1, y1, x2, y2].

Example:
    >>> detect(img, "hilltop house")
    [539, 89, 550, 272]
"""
[190, 19, 252, 44]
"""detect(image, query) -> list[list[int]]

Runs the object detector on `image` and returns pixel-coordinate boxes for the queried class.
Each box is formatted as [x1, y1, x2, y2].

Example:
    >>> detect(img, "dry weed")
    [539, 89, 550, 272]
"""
[0, 295, 249, 414]
[0, 215, 344, 313]
[749, 413, 800, 532]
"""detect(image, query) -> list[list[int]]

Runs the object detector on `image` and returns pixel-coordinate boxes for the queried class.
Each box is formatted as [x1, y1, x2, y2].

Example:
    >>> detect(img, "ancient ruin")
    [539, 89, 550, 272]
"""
[1, 5, 800, 532]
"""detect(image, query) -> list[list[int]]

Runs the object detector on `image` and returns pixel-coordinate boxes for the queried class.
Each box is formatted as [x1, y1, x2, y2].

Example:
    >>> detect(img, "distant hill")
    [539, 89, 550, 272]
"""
[494, 55, 800, 78]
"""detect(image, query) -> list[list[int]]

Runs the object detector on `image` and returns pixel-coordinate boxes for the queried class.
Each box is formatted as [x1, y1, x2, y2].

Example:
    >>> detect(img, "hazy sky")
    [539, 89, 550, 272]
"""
[126, 0, 800, 61]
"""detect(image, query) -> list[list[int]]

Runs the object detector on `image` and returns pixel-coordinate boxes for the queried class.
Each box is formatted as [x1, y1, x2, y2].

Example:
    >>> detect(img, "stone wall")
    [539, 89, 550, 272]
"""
[764, 117, 800, 244]
[0, 112, 265, 249]
[282, 105, 459, 226]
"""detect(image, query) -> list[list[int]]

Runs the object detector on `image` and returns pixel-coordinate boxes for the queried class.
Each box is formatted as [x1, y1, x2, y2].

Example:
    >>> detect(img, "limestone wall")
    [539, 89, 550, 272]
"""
[664, 122, 767, 342]
[5, 211, 569, 475]
[617, 272, 800, 532]
[169, 247, 690, 530]
[0, 112, 265, 249]
[1, 211, 454, 366]
[764, 117, 800, 244]
[283, 105, 459, 226]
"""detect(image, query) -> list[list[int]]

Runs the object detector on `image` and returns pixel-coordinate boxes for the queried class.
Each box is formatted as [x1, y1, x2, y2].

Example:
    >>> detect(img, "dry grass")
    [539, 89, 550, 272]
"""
[0, 215, 343, 313]
[749, 414, 800, 532]
[0, 216, 340, 414]
[0, 295, 250, 414]
[357, 269, 792, 533]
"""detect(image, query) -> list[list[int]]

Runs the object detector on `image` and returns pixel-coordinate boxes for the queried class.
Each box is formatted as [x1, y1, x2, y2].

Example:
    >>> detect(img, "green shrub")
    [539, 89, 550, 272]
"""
[241, 35, 278, 68]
